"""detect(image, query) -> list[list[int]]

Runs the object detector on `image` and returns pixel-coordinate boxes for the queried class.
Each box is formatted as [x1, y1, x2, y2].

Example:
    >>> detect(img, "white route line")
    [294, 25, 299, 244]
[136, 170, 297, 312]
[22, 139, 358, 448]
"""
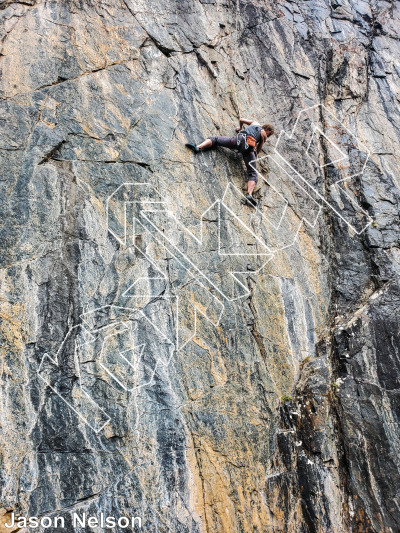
[140, 202, 273, 302]
[306, 126, 347, 169]
[120, 239, 225, 349]
[99, 340, 146, 393]
[39, 302, 177, 433]
[267, 103, 373, 234]
[222, 182, 289, 232]
[38, 322, 110, 433]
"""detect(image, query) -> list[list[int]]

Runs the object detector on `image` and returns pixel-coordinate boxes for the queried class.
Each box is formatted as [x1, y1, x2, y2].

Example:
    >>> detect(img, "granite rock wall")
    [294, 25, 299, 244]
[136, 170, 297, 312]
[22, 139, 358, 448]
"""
[0, 1, 399, 532]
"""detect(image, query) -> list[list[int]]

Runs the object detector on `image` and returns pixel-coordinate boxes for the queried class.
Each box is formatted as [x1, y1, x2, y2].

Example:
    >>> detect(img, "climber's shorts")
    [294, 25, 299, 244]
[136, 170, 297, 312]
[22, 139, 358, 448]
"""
[208, 135, 258, 183]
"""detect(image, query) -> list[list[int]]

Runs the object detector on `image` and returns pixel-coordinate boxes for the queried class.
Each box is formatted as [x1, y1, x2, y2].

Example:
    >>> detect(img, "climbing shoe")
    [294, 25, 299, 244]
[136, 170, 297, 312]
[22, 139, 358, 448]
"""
[185, 143, 200, 154]
[245, 194, 257, 207]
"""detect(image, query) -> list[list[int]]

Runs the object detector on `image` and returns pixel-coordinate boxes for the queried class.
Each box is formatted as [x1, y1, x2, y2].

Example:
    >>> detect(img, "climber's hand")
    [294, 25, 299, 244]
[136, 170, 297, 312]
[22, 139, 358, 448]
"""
[235, 127, 241, 132]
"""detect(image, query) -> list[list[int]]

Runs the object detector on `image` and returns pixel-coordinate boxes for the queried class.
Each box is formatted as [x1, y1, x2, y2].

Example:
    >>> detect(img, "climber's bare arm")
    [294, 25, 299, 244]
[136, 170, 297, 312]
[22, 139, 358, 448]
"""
[256, 130, 267, 155]
[236, 117, 255, 131]
[240, 117, 254, 127]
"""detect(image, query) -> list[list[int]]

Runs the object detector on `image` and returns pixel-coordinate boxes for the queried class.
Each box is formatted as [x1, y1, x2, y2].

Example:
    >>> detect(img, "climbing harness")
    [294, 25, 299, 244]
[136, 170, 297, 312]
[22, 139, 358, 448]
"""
[236, 131, 257, 151]
[236, 131, 249, 151]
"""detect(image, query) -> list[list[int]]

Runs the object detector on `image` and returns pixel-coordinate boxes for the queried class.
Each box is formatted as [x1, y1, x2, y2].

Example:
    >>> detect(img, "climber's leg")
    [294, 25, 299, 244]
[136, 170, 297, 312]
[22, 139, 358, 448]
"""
[207, 136, 237, 150]
[247, 179, 256, 196]
[186, 136, 236, 153]
[197, 138, 212, 150]
[243, 150, 258, 196]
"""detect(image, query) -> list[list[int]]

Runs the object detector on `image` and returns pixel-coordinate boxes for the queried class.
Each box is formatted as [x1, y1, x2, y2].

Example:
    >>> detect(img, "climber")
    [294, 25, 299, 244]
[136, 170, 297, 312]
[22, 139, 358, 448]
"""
[186, 119, 275, 206]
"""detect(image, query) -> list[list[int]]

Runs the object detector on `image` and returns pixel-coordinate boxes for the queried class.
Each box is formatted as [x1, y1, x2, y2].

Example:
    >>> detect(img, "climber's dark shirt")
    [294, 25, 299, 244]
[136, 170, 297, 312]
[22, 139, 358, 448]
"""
[244, 124, 262, 143]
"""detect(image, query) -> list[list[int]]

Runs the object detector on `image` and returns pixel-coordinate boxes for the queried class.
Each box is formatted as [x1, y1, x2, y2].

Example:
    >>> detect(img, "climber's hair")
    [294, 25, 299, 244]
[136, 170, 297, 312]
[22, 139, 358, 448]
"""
[262, 124, 275, 136]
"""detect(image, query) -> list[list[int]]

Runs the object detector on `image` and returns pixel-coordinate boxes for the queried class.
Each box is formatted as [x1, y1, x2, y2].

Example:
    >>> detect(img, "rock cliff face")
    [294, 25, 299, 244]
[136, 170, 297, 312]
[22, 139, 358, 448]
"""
[1, 0, 400, 532]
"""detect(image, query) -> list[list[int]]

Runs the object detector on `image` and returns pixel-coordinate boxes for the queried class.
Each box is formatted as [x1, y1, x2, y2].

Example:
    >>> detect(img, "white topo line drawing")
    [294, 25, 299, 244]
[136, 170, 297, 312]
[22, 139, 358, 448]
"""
[38, 103, 376, 433]
[255, 103, 373, 235]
